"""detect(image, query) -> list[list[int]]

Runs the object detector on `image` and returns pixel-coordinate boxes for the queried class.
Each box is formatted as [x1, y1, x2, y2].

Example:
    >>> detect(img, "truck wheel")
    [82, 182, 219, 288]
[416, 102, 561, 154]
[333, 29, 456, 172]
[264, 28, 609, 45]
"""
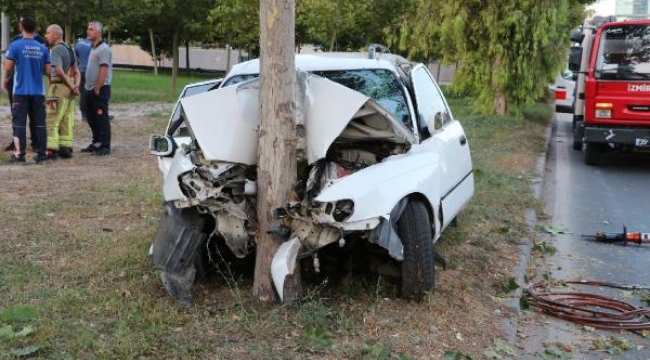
[572, 139, 583, 151]
[398, 201, 435, 299]
[584, 143, 601, 166]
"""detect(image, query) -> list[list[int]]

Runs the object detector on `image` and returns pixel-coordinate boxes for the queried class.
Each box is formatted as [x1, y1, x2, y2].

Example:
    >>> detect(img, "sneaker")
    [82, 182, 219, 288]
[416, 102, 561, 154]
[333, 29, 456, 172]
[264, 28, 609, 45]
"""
[93, 147, 110, 156]
[34, 154, 48, 164]
[80, 143, 99, 153]
[9, 154, 26, 164]
[59, 147, 73, 159]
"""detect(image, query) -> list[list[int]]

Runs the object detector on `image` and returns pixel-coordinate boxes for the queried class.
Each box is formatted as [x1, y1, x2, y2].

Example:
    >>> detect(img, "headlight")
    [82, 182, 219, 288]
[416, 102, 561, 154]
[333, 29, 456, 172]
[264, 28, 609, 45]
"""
[333, 199, 354, 222]
[595, 103, 612, 119]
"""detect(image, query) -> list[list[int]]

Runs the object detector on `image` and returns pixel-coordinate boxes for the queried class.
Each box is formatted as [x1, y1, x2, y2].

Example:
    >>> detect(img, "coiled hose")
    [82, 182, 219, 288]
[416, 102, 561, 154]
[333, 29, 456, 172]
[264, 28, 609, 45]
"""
[527, 280, 650, 331]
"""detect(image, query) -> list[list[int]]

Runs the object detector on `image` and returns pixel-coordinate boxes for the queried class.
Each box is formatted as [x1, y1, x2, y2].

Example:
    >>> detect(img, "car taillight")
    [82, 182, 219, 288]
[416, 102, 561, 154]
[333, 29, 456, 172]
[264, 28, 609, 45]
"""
[555, 89, 567, 100]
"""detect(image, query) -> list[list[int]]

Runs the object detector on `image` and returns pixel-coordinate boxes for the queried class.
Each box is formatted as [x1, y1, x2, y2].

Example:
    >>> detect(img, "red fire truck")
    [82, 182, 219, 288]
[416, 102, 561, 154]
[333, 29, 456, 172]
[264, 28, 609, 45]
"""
[569, 17, 650, 165]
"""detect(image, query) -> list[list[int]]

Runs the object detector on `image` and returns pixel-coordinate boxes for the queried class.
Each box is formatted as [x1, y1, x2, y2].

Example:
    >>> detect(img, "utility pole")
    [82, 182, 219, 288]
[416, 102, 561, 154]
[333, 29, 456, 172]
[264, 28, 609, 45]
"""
[254, 0, 302, 302]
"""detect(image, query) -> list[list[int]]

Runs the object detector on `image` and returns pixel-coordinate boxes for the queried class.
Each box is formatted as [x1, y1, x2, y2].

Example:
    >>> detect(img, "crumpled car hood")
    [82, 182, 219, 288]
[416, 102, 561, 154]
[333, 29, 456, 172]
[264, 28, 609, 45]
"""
[179, 73, 416, 165]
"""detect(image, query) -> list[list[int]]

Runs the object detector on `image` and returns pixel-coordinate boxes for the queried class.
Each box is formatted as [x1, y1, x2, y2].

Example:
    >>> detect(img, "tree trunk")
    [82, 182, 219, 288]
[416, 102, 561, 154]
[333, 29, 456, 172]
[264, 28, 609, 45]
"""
[491, 57, 507, 115]
[226, 45, 231, 74]
[171, 30, 179, 96]
[254, 0, 301, 303]
[185, 40, 190, 75]
[149, 28, 158, 76]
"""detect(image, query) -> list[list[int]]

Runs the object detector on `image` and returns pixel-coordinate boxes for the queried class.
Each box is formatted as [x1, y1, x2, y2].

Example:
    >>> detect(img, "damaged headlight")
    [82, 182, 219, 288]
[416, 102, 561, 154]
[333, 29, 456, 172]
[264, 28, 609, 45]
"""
[333, 199, 354, 222]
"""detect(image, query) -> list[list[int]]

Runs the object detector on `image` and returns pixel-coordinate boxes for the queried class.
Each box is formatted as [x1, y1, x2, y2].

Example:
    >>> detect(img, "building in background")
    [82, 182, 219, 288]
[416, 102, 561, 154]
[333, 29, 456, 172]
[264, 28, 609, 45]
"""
[616, 0, 650, 19]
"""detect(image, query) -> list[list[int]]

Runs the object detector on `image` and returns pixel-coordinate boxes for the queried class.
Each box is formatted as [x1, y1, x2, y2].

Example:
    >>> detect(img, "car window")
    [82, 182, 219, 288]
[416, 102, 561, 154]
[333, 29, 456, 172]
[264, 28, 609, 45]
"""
[223, 74, 260, 87]
[411, 66, 451, 135]
[311, 69, 411, 127]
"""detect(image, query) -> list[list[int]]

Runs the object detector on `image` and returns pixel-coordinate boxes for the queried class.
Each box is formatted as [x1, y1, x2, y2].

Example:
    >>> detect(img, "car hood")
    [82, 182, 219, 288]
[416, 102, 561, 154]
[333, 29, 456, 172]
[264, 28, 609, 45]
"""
[179, 73, 416, 165]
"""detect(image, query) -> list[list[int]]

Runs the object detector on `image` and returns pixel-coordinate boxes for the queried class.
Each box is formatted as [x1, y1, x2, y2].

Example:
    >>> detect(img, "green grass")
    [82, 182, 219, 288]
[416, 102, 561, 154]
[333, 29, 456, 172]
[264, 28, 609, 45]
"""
[0, 93, 552, 359]
[111, 69, 221, 103]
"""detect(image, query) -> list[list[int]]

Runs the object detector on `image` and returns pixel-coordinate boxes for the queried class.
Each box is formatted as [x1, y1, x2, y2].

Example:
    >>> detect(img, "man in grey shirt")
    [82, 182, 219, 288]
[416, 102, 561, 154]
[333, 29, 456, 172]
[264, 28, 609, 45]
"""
[81, 20, 112, 156]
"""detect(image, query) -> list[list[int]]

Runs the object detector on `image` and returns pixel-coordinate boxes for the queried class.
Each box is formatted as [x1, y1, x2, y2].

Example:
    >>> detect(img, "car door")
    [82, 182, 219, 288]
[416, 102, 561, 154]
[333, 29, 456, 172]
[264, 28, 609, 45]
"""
[410, 64, 473, 228]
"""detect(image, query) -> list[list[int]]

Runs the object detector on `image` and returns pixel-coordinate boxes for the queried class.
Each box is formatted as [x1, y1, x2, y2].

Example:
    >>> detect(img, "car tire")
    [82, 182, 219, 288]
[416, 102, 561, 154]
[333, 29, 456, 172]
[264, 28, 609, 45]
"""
[584, 143, 601, 166]
[398, 201, 435, 299]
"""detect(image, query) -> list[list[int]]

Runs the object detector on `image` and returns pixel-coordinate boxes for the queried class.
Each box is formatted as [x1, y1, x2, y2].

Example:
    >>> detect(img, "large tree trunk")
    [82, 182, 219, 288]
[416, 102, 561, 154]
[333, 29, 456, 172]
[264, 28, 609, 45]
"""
[491, 57, 507, 115]
[171, 30, 179, 96]
[149, 29, 158, 76]
[254, 0, 301, 303]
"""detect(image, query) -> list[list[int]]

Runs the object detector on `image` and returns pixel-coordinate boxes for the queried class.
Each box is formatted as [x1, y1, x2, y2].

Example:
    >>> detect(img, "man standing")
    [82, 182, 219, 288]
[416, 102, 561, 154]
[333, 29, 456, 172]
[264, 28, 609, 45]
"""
[81, 21, 112, 156]
[4, 15, 47, 153]
[44, 24, 80, 159]
[74, 35, 92, 121]
[4, 16, 51, 164]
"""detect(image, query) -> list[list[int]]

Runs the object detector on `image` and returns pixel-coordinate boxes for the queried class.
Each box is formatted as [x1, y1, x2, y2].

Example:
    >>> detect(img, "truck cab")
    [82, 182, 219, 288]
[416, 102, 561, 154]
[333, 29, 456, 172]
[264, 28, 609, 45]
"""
[569, 17, 650, 165]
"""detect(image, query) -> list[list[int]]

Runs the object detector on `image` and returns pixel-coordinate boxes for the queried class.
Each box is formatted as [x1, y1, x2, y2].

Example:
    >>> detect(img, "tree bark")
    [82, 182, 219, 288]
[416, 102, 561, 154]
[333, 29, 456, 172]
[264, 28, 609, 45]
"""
[491, 57, 507, 115]
[149, 28, 158, 76]
[185, 40, 190, 75]
[171, 30, 179, 96]
[254, 0, 301, 303]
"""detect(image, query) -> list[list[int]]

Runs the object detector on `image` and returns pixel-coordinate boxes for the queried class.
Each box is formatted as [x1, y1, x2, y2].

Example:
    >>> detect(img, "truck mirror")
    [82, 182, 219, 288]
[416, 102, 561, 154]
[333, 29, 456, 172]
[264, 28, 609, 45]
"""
[568, 47, 583, 72]
[570, 30, 584, 44]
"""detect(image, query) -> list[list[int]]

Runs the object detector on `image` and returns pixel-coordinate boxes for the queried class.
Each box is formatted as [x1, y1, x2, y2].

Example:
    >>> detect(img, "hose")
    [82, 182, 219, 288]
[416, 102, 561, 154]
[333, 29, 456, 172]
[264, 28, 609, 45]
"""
[527, 280, 650, 331]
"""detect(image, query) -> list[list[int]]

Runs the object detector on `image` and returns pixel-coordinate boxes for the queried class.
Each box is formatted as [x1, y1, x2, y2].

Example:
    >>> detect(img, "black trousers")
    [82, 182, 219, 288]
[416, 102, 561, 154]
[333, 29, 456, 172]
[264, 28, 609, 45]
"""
[11, 95, 46, 157]
[83, 85, 111, 150]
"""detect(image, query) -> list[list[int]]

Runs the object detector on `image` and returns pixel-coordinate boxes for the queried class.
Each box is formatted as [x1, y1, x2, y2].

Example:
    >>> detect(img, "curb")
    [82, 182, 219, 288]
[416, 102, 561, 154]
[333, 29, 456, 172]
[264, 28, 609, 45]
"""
[501, 116, 555, 343]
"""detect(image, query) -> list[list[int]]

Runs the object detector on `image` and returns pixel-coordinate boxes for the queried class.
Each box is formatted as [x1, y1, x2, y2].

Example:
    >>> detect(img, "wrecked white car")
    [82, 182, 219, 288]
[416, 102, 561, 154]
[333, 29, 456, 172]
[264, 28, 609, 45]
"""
[149, 52, 474, 306]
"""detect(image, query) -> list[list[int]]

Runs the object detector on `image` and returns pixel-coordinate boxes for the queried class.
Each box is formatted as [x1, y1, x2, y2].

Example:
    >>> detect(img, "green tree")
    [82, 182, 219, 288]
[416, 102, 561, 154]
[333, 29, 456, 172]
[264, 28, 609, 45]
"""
[392, 0, 589, 115]
[209, 0, 260, 56]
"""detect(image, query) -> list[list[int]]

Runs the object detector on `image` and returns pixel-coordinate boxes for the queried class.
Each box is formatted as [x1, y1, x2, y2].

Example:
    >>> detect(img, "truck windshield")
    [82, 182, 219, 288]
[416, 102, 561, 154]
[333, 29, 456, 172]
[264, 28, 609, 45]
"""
[595, 24, 650, 80]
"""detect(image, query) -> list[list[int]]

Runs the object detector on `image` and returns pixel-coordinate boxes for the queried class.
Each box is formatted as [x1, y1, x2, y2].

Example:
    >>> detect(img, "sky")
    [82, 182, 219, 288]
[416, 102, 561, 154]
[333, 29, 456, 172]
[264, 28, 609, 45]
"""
[587, 0, 616, 16]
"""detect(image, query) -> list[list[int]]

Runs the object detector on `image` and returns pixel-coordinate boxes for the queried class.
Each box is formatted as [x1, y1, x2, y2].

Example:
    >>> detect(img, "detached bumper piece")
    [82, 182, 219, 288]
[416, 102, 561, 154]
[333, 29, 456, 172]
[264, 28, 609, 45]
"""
[584, 126, 650, 147]
[151, 204, 207, 307]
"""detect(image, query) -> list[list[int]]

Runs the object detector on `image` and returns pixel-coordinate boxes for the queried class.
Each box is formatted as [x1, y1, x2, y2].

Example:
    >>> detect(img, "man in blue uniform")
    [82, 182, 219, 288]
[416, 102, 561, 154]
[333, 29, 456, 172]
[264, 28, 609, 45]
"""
[4, 16, 51, 164]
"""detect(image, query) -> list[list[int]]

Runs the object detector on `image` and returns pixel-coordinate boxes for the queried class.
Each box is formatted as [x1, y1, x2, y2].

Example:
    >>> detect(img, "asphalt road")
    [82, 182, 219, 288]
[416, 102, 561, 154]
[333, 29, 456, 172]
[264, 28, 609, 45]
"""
[517, 112, 650, 359]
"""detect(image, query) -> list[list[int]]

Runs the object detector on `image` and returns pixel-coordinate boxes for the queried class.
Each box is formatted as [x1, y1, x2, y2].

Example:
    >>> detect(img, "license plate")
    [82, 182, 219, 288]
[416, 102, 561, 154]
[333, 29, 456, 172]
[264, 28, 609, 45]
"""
[635, 137, 650, 147]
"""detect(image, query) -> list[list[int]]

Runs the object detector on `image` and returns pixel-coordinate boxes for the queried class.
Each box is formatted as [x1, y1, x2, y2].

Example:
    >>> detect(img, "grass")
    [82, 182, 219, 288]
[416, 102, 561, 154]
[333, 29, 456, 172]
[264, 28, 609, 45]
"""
[111, 69, 221, 103]
[0, 77, 552, 359]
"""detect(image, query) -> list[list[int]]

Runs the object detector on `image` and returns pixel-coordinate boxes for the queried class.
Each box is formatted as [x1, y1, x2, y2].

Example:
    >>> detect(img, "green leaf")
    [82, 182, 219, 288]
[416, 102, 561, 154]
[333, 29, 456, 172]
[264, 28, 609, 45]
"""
[0, 306, 39, 323]
[0, 324, 15, 339]
[502, 277, 519, 293]
[493, 338, 517, 356]
[11, 345, 40, 357]
[540, 225, 572, 235]
[15, 325, 35, 337]
[444, 350, 472, 360]
[541, 347, 572, 359]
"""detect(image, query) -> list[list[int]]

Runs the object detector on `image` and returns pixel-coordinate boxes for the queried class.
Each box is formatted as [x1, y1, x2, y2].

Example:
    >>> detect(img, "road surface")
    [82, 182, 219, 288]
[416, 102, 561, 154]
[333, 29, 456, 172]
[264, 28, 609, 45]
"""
[517, 112, 650, 359]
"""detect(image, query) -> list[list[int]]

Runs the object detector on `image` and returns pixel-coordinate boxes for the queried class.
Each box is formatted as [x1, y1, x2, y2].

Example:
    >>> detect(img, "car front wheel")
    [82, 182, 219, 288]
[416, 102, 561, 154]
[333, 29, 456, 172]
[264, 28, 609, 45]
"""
[398, 201, 435, 299]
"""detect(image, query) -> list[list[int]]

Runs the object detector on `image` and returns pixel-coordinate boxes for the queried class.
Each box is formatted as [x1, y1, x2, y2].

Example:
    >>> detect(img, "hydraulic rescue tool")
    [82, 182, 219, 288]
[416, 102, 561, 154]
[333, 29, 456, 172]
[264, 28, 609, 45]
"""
[582, 226, 650, 245]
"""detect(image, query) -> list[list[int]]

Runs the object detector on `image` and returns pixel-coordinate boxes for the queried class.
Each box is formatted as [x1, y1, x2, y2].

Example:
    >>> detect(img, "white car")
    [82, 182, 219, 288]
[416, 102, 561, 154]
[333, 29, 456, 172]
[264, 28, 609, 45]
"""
[553, 69, 575, 113]
[149, 50, 474, 305]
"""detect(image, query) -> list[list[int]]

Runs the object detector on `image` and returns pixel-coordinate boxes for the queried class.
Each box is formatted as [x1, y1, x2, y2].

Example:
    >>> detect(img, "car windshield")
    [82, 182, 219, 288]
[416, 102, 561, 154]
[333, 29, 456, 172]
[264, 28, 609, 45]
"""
[224, 69, 411, 126]
[595, 24, 650, 80]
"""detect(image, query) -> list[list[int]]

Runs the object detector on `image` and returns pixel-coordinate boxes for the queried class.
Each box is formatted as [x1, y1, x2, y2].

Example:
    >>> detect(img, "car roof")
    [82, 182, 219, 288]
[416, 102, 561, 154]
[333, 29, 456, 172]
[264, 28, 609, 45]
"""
[225, 53, 414, 81]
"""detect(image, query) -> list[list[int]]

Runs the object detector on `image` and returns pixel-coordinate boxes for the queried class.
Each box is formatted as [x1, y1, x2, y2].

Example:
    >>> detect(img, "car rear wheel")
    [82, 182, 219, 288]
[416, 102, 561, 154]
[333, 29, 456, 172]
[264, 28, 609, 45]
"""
[398, 201, 435, 299]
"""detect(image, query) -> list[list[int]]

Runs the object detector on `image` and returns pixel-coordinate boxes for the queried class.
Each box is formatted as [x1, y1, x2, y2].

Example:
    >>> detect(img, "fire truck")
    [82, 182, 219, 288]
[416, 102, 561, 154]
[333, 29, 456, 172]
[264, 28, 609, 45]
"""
[569, 16, 650, 165]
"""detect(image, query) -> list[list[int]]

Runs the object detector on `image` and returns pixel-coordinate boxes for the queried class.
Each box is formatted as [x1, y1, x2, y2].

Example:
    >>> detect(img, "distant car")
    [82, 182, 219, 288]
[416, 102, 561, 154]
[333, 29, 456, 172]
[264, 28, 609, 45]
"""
[552, 69, 575, 113]
[149, 50, 475, 305]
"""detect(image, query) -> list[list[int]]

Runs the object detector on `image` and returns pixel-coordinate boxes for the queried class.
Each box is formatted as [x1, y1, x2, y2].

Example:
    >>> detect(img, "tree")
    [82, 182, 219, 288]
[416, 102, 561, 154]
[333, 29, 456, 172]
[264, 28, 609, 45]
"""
[254, 0, 302, 302]
[209, 0, 260, 57]
[391, 0, 589, 115]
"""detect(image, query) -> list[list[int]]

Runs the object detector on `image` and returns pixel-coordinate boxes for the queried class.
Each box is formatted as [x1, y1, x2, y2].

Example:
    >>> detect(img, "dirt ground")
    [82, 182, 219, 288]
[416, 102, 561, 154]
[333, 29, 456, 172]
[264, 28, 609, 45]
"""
[0, 102, 533, 359]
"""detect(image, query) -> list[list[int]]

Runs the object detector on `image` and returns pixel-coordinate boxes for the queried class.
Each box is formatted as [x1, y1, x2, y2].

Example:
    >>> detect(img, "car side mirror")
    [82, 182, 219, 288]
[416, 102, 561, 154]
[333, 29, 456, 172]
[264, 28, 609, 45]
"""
[427, 112, 445, 134]
[568, 47, 583, 73]
[149, 134, 177, 156]
[570, 30, 584, 44]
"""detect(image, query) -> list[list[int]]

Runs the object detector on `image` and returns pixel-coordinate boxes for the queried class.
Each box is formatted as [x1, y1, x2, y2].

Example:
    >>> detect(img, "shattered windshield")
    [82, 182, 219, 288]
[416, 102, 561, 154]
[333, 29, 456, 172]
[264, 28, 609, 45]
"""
[595, 24, 650, 80]
[312, 69, 411, 127]
[224, 69, 411, 127]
